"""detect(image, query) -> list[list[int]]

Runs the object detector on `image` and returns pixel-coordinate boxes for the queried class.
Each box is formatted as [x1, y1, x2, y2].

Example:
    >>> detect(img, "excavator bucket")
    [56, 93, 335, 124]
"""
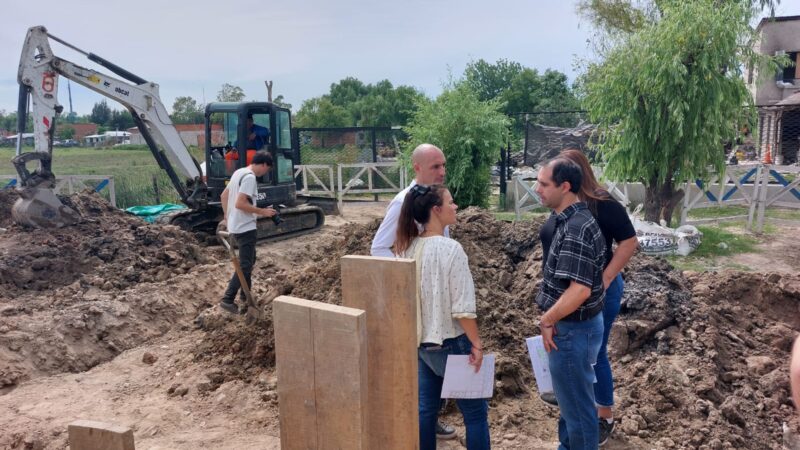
[12, 187, 80, 228]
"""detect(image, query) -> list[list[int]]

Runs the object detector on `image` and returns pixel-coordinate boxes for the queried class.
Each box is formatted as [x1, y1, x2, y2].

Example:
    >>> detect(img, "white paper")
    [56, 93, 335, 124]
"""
[526, 336, 553, 394]
[440, 354, 496, 399]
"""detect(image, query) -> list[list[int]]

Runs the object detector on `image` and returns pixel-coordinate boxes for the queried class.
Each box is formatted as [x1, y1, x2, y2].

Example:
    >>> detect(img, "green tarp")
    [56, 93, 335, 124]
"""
[125, 203, 187, 223]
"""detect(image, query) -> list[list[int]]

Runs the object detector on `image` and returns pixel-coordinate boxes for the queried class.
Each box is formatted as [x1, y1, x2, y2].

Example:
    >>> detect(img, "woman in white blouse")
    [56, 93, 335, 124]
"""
[395, 184, 490, 450]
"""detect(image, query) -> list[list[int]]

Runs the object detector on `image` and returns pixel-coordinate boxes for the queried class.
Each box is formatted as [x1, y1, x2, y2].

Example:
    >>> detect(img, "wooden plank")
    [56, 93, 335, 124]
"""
[67, 420, 135, 450]
[310, 299, 368, 449]
[341, 256, 419, 450]
[273, 296, 318, 450]
[273, 296, 368, 450]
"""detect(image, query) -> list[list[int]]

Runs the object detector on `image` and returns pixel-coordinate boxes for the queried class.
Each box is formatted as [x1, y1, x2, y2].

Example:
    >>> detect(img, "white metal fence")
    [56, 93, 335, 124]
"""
[512, 164, 800, 233]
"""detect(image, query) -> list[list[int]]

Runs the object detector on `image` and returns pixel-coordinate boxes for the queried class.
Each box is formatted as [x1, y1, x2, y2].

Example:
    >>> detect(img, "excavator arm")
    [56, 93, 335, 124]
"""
[12, 25, 207, 227]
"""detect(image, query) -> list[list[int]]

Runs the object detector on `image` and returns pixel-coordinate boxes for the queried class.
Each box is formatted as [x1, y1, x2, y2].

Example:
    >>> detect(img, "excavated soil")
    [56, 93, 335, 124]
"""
[0, 192, 799, 449]
[0, 189, 219, 390]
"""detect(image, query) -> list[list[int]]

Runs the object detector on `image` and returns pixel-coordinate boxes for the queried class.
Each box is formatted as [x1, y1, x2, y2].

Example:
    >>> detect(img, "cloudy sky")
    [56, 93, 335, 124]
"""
[2, 0, 799, 117]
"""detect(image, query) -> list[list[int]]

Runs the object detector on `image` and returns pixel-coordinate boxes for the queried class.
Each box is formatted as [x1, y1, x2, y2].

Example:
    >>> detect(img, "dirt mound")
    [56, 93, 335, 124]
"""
[0, 190, 209, 293]
[0, 190, 221, 389]
[0, 188, 17, 228]
[193, 208, 800, 448]
[193, 209, 545, 403]
[608, 263, 800, 449]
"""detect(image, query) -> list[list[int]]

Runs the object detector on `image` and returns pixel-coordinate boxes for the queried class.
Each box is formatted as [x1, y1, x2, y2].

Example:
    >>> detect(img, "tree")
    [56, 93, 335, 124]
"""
[108, 109, 135, 131]
[171, 96, 204, 124]
[217, 83, 245, 102]
[577, 0, 780, 36]
[464, 59, 581, 127]
[404, 83, 509, 208]
[296, 77, 427, 128]
[57, 126, 75, 140]
[583, 0, 777, 224]
[90, 100, 111, 125]
[273, 94, 292, 110]
[294, 97, 351, 128]
[464, 58, 524, 102]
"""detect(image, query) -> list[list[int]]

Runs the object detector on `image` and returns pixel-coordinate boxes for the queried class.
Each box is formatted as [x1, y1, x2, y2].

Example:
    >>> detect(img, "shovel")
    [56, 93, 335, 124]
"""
[217, 229, 265, 322]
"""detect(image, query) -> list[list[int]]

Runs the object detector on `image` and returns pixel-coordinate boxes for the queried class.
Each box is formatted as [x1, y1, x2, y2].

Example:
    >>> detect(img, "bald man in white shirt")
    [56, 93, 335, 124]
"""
[371, 143, 448, 257]
[370, 143, 456, 439]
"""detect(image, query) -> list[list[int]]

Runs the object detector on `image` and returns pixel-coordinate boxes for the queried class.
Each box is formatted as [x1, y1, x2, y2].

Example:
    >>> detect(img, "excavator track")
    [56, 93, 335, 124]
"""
[253, 204, 325, 243]
[154, 204, 325, 245]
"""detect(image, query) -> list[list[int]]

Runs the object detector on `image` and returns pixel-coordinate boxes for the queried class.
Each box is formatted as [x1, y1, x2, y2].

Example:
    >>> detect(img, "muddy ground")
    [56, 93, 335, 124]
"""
[0, 189, 799, 449]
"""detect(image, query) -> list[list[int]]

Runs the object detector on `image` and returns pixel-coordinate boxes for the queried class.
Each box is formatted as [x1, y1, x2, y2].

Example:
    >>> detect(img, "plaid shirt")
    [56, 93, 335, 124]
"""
[536, 202, 605, 321]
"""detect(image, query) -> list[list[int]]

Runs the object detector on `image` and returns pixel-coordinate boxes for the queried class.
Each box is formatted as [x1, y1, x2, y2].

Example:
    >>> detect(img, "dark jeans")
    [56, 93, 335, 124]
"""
[222, 229, 257, 303]
[550, 313, 603, 450]
[595, 274, 624, 407]
[418, 334, 490, 450]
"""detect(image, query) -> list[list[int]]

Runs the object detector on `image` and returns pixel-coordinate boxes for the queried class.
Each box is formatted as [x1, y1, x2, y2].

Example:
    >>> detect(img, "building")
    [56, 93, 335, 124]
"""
[57, 123, 98, 141]
[84, 131, 131, 147]
[747, 15, 800, 164]
[128, 123, 223, 149]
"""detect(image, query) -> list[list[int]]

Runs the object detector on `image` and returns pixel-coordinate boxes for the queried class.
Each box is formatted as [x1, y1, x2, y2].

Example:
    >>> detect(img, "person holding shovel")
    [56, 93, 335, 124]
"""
[218, 151, 276, 314]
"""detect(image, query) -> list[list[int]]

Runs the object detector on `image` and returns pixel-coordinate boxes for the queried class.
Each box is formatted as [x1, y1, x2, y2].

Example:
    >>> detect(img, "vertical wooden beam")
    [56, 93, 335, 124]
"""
[341, 256, 419, 450]
[273, 296, 368, 450]
[67, 420, 135, 450]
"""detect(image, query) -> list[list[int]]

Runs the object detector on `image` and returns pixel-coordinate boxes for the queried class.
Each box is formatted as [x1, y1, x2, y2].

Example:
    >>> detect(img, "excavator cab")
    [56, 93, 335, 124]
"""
[204, 102, 325, 241]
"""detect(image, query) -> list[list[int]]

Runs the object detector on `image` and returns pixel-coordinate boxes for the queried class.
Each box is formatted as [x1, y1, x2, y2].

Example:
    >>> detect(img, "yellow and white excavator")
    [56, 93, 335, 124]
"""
[12, 25, 335, 240]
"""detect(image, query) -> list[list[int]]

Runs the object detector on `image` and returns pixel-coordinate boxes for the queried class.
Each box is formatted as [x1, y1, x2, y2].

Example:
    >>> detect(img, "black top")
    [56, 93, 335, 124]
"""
[535, 202, 606, 321]
[540, 197, 636, 268]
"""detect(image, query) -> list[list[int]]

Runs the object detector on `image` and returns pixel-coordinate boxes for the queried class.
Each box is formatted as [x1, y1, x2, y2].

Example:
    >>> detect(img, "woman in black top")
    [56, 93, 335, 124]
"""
[538, 149, 638, 446]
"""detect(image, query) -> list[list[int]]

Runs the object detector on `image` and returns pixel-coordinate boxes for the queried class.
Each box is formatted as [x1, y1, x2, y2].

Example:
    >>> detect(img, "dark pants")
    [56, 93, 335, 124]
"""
[418, 334, 490, 450]
[222, 229, 257, 303]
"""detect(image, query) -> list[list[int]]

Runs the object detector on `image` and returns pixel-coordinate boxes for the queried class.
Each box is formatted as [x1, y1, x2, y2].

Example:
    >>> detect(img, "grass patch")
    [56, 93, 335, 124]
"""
[686, 205, 800, 221]
[492, 208, 549, 222]
[667, 224, 762, 271]
[1, 146, 206, 208]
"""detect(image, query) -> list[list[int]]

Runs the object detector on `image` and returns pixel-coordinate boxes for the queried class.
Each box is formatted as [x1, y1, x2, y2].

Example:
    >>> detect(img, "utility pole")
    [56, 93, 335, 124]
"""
[265, 80, 273, 102]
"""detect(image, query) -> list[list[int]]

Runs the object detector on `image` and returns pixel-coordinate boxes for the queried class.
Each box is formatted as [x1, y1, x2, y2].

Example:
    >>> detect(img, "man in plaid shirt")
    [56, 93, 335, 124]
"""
[536, 158, 606, 449]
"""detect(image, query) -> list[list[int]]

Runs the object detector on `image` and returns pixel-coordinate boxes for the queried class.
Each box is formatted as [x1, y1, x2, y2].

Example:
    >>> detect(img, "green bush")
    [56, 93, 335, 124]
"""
[403, 82, 509, 208]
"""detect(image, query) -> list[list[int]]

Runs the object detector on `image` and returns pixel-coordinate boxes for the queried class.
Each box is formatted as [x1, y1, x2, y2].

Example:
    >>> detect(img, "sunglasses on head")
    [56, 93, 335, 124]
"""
[411, 184, 431, 197]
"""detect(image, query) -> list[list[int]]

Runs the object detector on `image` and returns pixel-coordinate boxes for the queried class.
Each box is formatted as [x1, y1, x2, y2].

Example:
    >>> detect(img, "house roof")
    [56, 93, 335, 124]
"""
[776, 92, 800, 106]
[756, 15, 800, 32]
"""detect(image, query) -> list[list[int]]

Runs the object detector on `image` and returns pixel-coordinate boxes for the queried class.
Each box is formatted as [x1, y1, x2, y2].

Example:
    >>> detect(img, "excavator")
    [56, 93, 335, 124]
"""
[11, 25, 334, 241]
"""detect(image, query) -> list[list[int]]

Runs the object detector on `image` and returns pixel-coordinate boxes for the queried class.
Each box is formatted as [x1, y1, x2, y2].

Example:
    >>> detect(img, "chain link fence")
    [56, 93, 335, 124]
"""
[292, 127, 408, 194]
[757, 105, 800, 165]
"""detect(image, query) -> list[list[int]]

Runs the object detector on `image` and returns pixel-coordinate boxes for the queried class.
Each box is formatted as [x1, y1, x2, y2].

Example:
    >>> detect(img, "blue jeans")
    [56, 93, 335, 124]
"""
[418, 334, 490, 450]
[595, 274, 623, 408]
[549, 313, 603, 450]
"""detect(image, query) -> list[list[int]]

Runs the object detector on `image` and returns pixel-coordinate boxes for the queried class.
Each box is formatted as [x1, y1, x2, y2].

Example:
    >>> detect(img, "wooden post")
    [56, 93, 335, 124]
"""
[273, 296, 368, 450]
[152, 174, 161, 204]
[341, 256, 419, 450]
[67, 420, 135, 450]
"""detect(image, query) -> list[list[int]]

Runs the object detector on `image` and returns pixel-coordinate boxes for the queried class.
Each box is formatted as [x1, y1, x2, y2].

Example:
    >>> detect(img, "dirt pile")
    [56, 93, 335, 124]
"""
[609, 265, 800, 449]
[193, 208, 800, 448]
[0, 190, 221, 389]
[0, 190, 209, 293]
[192, 209, 546, 405]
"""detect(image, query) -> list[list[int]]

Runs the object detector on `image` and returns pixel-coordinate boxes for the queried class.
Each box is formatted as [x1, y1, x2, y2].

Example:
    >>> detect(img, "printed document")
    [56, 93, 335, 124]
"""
[526, 336, 554, 394]
[441, 354, 496, 399]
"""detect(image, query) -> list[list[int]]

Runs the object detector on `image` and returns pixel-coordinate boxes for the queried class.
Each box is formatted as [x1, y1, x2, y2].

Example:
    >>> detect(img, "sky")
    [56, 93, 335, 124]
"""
[0, 0, 598, 116]
[2, 0, 800, 117]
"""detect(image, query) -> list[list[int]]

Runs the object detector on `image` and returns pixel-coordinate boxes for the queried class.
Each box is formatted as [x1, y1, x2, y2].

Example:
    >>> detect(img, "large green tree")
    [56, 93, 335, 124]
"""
[90, 100, 111, 125]
[404, 83, 509, 208]
[294, 97, 351, 128]
[464, 59, 581, 127]
[296, 77, 427, 128]
[171, 96, 204, 124]
[577, 0, 779, 35]
[216, 83, 246, 102]
[583, 0, 777, 224]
